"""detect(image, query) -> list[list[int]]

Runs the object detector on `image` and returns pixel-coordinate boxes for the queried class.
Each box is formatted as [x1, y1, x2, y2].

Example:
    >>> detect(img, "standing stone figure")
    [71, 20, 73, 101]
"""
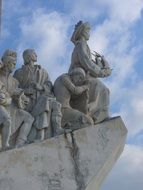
[0, 49, 34, 147]
[54, 68, 93, 129]
[69, 21, 112, 123]
[0, 81, 11, 150]
[14, 49, 63, 141]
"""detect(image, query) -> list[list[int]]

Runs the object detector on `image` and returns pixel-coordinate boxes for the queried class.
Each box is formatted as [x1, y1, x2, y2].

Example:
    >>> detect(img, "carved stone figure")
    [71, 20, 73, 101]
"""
[0, 49, 34, 147]
[69, 21, 112, 123]
[14, 49, 63, 141]
[0, 81, 11, 150]
[54, 68, 93, 129]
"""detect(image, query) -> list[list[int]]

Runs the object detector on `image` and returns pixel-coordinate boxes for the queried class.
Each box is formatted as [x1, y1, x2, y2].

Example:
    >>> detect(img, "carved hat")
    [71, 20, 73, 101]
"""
[71, 21, 90, 44]
[69, 67, 86, 78]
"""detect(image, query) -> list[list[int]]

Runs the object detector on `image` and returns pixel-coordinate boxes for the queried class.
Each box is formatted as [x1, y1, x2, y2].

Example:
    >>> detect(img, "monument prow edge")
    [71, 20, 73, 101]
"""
[0, 116, 127, 190]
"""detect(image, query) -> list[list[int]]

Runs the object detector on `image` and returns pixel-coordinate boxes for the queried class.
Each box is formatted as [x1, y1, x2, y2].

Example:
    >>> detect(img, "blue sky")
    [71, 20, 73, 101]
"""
[0, 0, 143, 189]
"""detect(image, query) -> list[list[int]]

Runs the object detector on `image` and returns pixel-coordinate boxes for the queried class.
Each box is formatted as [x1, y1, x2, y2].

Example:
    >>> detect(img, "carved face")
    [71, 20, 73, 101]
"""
[2, 57, 16, 73]
[30, 50, 37, 62]
[8, 59, 16, 72]
[71, 72, 85, 85]
[23, 49, 37, 64]
[82, 28, 90, 40]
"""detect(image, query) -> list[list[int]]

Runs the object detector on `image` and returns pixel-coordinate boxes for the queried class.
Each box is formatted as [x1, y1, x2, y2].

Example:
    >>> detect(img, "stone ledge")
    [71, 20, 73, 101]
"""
[0, 116, 127, 190]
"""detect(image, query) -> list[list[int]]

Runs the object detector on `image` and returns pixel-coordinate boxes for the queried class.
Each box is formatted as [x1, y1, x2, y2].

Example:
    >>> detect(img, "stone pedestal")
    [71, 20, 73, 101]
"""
[0, 116, 127, 190]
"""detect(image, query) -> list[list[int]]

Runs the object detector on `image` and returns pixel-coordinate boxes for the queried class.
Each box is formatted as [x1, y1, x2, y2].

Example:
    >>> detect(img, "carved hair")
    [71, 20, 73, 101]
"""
[69, 67, 86, 78]
[1, 49, 17, 67]
[1, 49, 17, 61]
[71, 21, 90, 44]
[23, 49, 35, 64]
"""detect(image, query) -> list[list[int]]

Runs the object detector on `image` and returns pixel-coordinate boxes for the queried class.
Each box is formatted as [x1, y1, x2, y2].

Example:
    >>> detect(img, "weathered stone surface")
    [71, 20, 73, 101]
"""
[0, 116, 127, 190]
[0, 49, 34, 148]
[54, 68, 93, 129]
[69, 21, 112, 123]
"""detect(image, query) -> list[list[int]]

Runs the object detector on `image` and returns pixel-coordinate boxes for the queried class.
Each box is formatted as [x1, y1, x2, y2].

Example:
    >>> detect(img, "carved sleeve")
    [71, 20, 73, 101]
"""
[61, 75, 86, 95]
[13, 69, 23, 87]
[0, 95, 7, 106]
[0, 93, 11, 106]
[76, 41, 101, 77]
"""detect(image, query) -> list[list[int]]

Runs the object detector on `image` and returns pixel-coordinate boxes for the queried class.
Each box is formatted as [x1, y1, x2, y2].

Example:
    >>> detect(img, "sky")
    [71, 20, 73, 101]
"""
[0, 0, 143, 189]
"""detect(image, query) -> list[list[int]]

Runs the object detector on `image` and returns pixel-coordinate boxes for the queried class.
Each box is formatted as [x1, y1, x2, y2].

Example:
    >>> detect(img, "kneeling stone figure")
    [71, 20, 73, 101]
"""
[54, 67, 93, 129]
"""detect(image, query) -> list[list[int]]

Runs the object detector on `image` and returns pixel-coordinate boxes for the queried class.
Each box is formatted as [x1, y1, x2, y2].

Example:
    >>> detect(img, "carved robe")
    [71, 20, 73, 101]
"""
[69, 40, 110, 123]
[14, 64, 51, 130]
[0, 72, 33, 144]
[54, 74, 93, 128]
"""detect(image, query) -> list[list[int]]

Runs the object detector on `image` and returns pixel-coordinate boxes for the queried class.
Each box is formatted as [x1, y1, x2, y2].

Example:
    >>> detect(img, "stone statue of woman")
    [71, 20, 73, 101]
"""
[69, 21, 112, 123]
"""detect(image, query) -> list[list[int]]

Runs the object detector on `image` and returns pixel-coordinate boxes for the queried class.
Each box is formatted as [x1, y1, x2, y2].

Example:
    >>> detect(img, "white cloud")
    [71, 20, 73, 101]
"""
[101, 144, 143, 190]
[17, 9, 71, 81]
[1, 1, 143, 190]
[84, 2, 143, 138]
[14, 0, 143, 138]
[65, 0, 143, 24]
[69, 0, 101, 20]
[103, 0, 143, 23]
[115, 83, 143, 137]
[2, 0, 142, 139]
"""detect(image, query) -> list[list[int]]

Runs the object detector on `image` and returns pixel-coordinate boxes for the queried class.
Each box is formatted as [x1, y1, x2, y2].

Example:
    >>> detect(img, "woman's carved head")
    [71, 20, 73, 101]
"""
[71, 21, 91, 43]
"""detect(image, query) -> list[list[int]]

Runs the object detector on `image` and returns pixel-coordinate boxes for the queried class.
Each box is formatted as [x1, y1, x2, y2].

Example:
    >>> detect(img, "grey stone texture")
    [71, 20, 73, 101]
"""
[14, 49, 63, 142]
[69, 21, 112, 123]
[0, 117, 127, 190]
[0, 21, 113, 149]
[54, 68, 94, 129]
[0, 20, 127, 190]
[0, 80, 11, 150]
[0, 49, 34, 148]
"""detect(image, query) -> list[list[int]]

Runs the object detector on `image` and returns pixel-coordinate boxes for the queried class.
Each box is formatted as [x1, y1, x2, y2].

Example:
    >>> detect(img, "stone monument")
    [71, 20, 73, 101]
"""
[0, 21, 127, 190]
[0, 49, 34, 148]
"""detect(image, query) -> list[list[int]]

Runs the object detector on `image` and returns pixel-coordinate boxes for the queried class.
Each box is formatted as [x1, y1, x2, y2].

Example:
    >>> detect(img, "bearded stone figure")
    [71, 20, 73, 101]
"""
[69, 21, 112, 123]
[0, 49, 34, 148]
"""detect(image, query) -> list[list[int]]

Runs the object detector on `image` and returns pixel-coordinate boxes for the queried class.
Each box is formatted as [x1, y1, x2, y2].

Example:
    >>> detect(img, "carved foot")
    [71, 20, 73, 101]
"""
[0, 146, 13, 152]
[55, 128, 65, 136]
[15, 138, 27, 148]
[93, 110, 109, 124]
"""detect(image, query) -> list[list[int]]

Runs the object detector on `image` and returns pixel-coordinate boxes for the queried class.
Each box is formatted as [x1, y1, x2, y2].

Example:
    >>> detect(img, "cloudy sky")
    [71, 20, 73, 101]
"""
[0, 0, 143, 189]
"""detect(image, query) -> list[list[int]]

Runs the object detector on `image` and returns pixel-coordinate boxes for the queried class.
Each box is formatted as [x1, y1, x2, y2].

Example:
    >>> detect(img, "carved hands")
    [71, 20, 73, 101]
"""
[75, 85, 89, 95]
[0, 93, 12, 106]
[30, 82, 43, 91]
[100, 67, 112, 77]
[17, 92, 29, 109]
[12, 89, 29, 109]
[24, 83, 43, 96]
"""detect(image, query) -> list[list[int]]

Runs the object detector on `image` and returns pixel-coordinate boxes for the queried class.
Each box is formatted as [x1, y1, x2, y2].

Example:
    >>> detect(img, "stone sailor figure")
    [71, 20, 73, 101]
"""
[54, 67, 93, 129]
[14, 49, 63, 141]
[0, 80, 11, 150]
[0, 49, 34, 147]
[69, 21, 112, 123]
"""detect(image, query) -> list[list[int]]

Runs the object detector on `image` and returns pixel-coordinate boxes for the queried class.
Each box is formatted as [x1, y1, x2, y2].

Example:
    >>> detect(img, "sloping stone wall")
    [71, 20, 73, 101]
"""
[0, 116, 127, 190]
